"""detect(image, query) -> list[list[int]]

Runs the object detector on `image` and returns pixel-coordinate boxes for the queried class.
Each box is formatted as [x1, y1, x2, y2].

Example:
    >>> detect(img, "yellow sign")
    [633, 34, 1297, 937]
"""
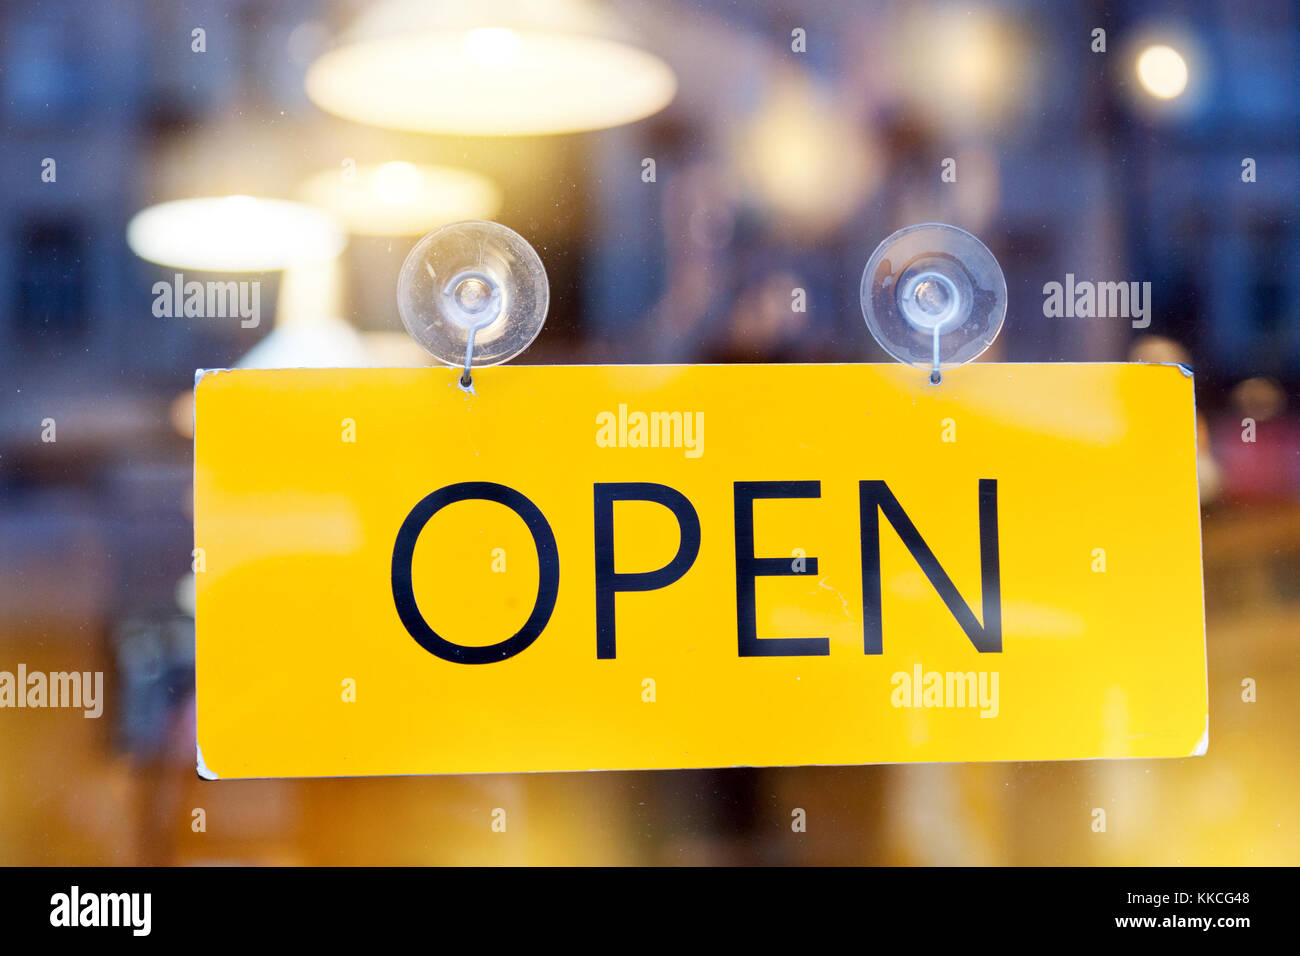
[194, 363, 1207, 779]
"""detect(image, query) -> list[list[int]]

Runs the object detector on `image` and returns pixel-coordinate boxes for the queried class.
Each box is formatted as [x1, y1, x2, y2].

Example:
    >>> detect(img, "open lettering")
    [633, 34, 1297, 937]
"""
[391, 480, 1001, 664]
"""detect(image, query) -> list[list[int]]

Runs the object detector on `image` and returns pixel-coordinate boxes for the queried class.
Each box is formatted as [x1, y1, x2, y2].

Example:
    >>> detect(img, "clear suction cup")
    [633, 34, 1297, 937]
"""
[860, 223, 1006, 381]
[397, 220, 549, 383]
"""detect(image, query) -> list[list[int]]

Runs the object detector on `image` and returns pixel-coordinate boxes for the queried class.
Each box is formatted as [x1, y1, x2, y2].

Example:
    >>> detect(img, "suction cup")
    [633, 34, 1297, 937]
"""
[397, 220, 549, 376]
[860, 223, 1006, 378]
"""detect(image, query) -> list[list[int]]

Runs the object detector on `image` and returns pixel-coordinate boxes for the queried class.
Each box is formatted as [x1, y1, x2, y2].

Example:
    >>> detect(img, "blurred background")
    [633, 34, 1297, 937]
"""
[1, 0, 1297, 864]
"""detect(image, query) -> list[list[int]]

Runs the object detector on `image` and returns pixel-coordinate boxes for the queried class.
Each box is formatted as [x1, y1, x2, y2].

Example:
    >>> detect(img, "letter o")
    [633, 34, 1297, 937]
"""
[391, 482, 559, 664]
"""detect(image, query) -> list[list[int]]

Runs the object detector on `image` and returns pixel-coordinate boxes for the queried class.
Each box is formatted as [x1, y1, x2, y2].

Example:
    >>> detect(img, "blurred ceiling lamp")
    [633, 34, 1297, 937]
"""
[299, 161, 502, 236]
[732, 73, 877, 231]
[896, 6, 1033, 134]
[1136, 44, 1189, 99]
[127, 196, 346, 273]
[303, 0, 676, 135]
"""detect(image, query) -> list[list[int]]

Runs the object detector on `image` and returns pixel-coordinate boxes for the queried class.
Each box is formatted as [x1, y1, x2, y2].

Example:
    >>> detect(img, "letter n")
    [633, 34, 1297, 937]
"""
[859, 479, 1001, 654]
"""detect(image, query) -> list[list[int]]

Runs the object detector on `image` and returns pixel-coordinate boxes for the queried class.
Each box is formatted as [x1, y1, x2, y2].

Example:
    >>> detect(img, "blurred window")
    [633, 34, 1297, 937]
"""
[16, 218, 88, 342]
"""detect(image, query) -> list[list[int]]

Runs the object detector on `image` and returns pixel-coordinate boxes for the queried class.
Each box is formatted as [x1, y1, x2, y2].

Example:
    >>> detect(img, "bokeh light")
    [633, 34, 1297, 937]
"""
[1137, 44, 1190, 99]
[730, 74, 878, 231]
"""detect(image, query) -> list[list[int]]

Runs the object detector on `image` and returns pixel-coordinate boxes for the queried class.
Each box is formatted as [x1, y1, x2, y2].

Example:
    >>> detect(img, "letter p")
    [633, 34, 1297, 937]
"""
[594, 483, 701, 659]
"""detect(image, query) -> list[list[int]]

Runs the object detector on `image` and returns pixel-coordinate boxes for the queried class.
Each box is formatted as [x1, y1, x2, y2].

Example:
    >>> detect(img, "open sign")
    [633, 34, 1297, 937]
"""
[390, 478, 1002, 664]
[194, 363, 1206, 778]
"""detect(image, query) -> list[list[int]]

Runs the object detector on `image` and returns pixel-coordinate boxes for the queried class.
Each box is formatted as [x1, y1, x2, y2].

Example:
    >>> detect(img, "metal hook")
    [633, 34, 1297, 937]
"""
[452, 284, 501, 395]
[929, 326, 942, 385]
[459, 328, 477, 391]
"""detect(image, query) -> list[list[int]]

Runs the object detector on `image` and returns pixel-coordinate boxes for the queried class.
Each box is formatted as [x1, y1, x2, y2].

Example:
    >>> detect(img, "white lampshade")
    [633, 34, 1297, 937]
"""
[304, 0, 676, 135]
[127, 196, 346, 272]
[298, 162, 502, 236]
